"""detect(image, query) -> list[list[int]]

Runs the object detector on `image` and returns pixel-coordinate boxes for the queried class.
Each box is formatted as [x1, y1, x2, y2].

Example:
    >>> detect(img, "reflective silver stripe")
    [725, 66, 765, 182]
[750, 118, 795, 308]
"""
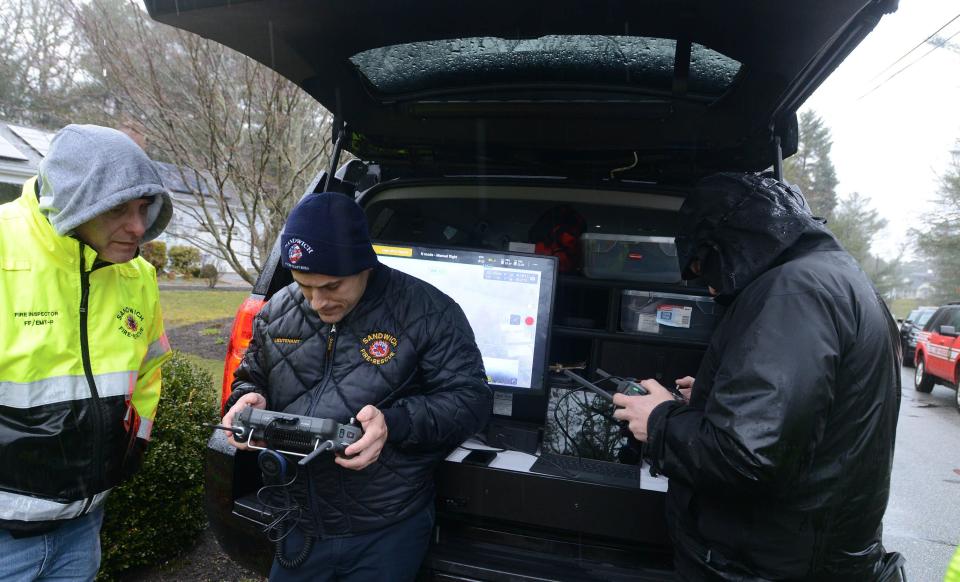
[137, 417, 154, 440]
[145, 334, 171, 363]
[0, 372, 136, 408]
[101, 371, 137, 399]
[0, 489, 110, 521]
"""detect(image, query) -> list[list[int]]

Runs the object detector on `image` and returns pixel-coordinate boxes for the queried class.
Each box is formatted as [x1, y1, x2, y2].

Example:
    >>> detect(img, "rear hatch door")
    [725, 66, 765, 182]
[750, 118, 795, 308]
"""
[145, 0, 897, 182]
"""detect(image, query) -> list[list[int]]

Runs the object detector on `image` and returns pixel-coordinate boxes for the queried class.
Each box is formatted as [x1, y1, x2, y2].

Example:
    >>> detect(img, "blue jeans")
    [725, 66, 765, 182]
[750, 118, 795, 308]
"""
[0, 507, 105, 582]
[269, 503, 434, 582]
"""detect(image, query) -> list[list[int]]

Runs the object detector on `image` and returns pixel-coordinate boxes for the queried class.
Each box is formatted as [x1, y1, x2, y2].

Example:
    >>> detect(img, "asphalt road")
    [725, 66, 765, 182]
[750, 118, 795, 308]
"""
[884, 365, 960, 582]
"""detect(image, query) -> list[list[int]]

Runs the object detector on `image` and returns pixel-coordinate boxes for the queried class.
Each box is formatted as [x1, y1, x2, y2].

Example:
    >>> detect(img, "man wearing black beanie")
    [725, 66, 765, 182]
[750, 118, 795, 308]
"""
[220, 192, 492, 581]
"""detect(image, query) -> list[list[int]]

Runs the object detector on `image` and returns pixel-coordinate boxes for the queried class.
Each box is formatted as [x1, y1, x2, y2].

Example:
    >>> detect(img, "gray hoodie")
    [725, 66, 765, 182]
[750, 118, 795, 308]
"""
[37, 124, 172, 243]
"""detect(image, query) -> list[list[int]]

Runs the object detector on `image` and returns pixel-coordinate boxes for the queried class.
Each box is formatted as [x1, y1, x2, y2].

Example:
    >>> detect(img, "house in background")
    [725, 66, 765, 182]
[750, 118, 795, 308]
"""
[152, 160, 257, 283]
[892, 259, 937, 300]
[0, 120, 253, 285]
[0, 122, 48, 203]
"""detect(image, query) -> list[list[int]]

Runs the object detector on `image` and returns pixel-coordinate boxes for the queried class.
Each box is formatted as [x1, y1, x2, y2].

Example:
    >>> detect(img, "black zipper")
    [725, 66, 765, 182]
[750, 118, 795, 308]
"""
[305, 323, 338, 535]
[306, 324, 338, 417]
[79, 245, 106, 514]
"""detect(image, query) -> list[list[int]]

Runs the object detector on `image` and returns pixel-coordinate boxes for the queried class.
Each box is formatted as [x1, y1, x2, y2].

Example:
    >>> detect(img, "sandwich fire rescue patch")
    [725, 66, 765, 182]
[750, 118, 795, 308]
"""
[360, 331, 398, 365]
[288, 243, 303, 264]
[116, 306, 145, 339]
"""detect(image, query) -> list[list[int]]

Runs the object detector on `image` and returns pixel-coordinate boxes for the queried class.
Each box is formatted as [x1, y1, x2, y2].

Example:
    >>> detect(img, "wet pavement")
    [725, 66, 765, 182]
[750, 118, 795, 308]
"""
[884, 366, 960, 581]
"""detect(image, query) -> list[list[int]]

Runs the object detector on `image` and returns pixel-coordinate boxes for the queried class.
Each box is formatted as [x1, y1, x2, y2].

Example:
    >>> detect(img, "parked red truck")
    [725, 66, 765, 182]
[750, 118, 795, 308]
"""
[914, 302, 960, 411]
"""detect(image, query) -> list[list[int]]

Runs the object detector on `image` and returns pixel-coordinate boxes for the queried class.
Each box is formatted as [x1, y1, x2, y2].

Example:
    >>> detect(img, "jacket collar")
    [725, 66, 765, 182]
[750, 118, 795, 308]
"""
[359, 262, 390, 305]
[331, 263, 390, 327]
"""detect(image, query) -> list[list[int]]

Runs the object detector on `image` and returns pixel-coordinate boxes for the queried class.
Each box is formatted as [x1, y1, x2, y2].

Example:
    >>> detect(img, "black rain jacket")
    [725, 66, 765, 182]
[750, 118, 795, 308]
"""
[227, 263, 491, 537]
[648, 173, 902, 581]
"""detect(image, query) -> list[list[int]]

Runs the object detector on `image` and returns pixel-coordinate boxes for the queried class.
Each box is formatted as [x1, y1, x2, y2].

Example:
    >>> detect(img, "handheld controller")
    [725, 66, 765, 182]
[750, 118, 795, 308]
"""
[206, 407, 363, 466]
[551, 366, 686, 403]
[552, 367, 648, 403]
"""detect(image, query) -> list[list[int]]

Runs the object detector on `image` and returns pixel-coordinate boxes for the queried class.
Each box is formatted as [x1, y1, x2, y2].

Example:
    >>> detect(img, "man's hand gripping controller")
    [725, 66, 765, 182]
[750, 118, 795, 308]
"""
[206, 407, 363, 466]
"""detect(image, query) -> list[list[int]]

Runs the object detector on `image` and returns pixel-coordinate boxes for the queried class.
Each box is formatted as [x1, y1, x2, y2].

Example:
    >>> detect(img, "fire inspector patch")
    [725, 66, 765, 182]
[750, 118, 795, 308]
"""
[116, 306, 145, 339]
[360, 332, 398, 365]
[12, 309, 60, 328]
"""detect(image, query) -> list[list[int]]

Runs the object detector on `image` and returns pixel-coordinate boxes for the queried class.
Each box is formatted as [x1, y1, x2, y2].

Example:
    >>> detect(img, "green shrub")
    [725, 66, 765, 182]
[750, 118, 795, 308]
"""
[199, 263, 220, 288]
[97, 352, 218, 581]
[140, 241, 167, 273]
[0, 182, 21, 204]
[168, 246, 201, 276]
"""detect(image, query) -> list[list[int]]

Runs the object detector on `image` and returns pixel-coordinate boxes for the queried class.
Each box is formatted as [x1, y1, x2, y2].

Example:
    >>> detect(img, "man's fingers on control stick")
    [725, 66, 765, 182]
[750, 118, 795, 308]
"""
[343, 427, 375, 456]
[222, 393, 266, 449]
[638, 378, 671, 395]
[336, 431, 383, 470]
[221, 404, 244, 449]
[675, 376, 695, 389]
[338, 404, 386, 470]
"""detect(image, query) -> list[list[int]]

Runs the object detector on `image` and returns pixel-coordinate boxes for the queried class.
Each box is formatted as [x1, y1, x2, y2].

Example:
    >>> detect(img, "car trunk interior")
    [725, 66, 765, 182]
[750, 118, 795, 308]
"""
[361, 181, 712, 428]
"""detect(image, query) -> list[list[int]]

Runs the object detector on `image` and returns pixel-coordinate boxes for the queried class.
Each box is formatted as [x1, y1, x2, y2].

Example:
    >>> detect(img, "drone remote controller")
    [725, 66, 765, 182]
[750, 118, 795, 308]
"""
[206, 407, 363, 465]
[552, 366, 686, 403]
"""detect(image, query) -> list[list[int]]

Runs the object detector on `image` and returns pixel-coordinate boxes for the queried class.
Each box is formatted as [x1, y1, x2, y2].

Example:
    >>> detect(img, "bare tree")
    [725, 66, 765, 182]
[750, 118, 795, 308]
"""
[0, 0, 99, 128]
[68, 0, 334, 283]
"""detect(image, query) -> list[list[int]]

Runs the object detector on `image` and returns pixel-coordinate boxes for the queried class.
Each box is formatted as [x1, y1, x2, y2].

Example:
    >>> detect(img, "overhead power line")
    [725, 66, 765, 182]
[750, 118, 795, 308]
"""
[857, 20, 960, 101]
[866, 12, 960, 83]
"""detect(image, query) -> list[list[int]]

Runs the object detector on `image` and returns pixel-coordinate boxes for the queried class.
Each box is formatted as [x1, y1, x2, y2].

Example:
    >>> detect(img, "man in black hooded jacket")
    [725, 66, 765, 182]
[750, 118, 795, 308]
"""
[613, 173, 903, 581]
[220, 192, 491, 581]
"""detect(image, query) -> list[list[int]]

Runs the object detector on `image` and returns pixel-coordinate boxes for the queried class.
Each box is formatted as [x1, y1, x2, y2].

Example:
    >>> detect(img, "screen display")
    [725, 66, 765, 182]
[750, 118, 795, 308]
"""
[374, 243, 557, 392]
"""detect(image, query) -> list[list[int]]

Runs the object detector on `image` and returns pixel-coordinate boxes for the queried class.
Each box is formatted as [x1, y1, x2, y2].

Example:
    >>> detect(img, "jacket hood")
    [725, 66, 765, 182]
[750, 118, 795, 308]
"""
[37, 124, 172, 243]
[675, 173, 836, 301]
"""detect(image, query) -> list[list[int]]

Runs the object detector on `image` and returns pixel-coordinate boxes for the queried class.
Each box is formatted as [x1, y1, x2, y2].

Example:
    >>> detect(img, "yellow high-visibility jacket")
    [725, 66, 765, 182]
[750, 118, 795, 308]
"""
[0, 178, 171, 530]
[946, 545, 960, 581]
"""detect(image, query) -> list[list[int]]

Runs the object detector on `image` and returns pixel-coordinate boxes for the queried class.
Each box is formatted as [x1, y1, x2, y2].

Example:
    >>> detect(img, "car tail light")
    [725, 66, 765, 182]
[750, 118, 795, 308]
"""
[221, 296, 266, 415]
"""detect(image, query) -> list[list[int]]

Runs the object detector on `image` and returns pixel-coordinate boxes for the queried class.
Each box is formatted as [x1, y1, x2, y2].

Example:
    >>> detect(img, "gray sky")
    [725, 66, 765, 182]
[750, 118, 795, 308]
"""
[803, 1, 960, 259]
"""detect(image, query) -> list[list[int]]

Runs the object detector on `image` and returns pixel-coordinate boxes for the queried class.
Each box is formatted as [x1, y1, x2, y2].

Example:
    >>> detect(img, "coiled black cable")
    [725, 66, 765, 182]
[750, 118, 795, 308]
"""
[256, 429, 317, 570]
[273, 522, 314, 570]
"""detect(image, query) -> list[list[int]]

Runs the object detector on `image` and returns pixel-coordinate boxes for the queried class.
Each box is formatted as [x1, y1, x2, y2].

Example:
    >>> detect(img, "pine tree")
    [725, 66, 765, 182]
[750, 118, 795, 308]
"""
[829, 192, 887, 266]
[830, 192, 900, 298]
[913, 144, 960, 302]
[784, 110, 839, 219]
[785, 111, 900, 299]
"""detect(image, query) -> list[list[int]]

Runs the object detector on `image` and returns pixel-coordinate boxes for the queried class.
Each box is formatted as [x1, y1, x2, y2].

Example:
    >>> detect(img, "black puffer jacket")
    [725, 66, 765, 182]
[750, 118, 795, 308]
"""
[227, 263, 491, 536]
[647, 174, 902, 580]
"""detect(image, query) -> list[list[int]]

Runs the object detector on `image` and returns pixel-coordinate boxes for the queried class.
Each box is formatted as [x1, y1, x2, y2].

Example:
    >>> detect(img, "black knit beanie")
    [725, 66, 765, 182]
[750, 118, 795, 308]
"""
[280, 192, 378, 275]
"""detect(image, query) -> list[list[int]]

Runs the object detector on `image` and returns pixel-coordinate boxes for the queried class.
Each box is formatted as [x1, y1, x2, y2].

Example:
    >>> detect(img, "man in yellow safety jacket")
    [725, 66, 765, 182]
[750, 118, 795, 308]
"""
[0, 124, 173, 581]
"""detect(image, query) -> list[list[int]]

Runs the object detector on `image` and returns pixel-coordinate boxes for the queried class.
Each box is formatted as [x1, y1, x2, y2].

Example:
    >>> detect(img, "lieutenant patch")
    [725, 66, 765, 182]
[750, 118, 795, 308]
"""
[116, 306, 145, 339]
[360, 332, 398, 365]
